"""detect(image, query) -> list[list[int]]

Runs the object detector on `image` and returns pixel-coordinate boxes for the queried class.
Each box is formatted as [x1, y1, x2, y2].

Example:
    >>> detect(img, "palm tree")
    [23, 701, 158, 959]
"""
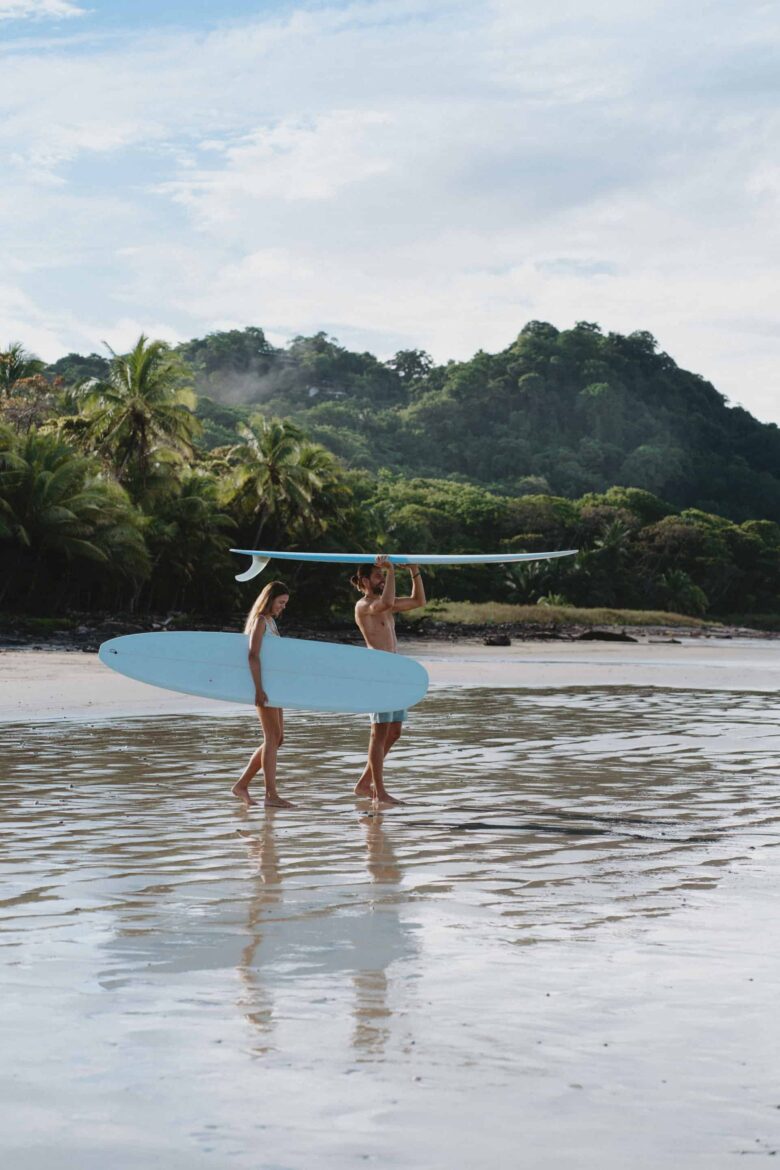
[145, 468, 236, 611]
[0, 429, 148, 606]
[295, 440, 352, 540]
[0, 423, 26, 543]
[576, 518, 634, 606]
[504, 558, 554, 604]
[60, 335, 200, 499]
[658, 568, 708, 616]
[221, 417, 325, 544]
[0, 342, 45, 398]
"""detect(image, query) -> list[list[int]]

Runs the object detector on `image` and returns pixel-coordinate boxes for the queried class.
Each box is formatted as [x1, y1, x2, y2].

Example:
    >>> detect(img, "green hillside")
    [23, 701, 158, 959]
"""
[166, 322, 780, 524]
[1, 327, 779, 623]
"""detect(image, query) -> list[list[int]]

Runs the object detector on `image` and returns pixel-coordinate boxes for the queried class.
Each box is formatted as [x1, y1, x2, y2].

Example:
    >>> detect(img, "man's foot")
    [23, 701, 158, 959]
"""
[232, 782, 257, 807]
[264, 794, 295, 809]
[373, 791, 403, 807]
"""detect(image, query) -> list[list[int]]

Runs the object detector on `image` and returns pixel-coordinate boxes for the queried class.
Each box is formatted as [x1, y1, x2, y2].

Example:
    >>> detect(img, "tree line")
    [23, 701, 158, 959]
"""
[2, 331, 780, 622]
[38, 321, 780, 525]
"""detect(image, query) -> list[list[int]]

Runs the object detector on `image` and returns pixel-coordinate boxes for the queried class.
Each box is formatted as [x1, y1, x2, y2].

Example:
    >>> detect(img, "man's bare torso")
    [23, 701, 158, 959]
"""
[355, 598, 397, 653]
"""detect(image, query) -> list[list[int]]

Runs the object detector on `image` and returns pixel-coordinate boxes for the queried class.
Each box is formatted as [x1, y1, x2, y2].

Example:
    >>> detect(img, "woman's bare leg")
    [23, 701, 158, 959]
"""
[259, 707, 294, 808]
[233, 708, 292, 808]
[232, 741, 264, 806]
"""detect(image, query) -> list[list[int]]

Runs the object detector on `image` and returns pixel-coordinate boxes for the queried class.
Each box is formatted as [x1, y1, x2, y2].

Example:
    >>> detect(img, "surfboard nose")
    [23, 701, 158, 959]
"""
[98, 636, 123, 664]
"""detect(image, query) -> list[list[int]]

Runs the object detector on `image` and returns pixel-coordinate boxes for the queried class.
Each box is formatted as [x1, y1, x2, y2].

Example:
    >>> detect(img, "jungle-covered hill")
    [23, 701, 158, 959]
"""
[2, 324, 780, 625]
[45, 321, 780, 524]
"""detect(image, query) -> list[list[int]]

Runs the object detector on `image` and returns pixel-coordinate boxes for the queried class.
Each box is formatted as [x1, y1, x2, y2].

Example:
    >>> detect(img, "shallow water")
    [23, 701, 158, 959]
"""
[2, 688, 779, 1168]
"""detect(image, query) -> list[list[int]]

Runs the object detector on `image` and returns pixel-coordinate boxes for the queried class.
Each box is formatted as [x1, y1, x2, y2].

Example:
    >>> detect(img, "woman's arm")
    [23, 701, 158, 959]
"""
[247, 617, 268, 707]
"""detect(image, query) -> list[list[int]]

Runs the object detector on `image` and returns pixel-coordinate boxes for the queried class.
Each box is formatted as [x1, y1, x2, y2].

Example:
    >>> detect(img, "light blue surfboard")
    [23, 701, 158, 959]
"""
[231, 547, 578, 581]
[99, 631, 428, 714]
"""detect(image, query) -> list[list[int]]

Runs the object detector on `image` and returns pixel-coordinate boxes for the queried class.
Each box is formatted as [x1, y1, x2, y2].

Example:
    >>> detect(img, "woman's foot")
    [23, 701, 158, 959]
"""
[232, 781, 257, 807]
[264, 794, 295, 808]
[373, 789, 403, 807]
[354, 776, 374, 797]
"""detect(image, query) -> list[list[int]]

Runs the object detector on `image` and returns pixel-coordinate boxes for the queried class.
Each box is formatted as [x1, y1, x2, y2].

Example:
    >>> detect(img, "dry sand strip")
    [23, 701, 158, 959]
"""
[416, 637, 780, 692]
[0, 638, 778, 723]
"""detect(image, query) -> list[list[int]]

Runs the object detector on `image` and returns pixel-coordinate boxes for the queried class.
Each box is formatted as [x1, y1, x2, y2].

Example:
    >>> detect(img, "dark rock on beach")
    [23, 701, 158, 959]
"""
[575, 629, 639, 643]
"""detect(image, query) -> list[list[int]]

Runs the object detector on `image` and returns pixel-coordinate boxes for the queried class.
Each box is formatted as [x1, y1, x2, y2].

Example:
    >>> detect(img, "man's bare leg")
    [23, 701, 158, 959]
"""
[355, 722, 403, 805]
[354, 723, 393, 796]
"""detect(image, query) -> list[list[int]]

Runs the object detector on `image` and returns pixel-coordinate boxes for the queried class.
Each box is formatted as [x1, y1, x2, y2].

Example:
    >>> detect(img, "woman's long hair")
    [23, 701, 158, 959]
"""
[244, 580, 290, 634]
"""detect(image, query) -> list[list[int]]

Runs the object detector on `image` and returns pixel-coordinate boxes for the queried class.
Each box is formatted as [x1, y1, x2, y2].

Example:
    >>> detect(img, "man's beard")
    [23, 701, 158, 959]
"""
[371, 581, 383, 596]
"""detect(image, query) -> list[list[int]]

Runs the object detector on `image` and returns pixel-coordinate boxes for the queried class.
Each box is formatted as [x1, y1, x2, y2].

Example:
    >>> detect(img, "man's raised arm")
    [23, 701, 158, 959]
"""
[393, 564, 426, 612]
[366, 555, 396, 613]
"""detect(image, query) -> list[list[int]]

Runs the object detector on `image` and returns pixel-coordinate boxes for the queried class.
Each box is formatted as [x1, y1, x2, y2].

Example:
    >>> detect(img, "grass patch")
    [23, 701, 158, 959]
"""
[0, 613, 78, 633]
[415, 601, 711, 628]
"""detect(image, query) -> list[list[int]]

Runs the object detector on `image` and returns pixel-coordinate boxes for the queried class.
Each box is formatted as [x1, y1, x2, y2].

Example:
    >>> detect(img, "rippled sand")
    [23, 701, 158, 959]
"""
[2, 686, 780, 1167]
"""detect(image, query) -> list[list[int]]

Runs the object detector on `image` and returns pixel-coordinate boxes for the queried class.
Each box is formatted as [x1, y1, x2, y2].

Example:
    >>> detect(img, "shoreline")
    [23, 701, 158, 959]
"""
[2, 636, 780, 724]
[1, 612, 774, 656]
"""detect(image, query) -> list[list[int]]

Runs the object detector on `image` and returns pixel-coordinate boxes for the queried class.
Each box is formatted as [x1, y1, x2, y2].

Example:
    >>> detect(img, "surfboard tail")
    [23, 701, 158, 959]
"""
[235, 555, 270, 582]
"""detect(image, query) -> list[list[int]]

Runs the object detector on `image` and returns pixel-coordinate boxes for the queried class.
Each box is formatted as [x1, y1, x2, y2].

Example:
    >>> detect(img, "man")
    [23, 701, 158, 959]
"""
[352, 555, 426, 804]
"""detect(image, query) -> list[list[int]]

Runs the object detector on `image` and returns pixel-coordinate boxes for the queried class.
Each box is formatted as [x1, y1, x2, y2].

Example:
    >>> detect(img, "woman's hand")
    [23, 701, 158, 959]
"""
[256, 689, 268, 708]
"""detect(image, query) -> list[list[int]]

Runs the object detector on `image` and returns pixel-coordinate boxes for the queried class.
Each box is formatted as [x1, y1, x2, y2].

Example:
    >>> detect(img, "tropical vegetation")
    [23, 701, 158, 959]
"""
[1, 326, 779, 626]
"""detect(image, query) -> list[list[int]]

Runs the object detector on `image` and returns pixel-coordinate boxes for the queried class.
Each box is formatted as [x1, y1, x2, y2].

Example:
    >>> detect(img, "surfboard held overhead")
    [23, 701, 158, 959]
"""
[231, 547, 578, 581]
[99, 631, 429, 715]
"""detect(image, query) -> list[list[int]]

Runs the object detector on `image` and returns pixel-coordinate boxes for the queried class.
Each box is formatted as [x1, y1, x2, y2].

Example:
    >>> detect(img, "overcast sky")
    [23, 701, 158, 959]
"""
[2, 0, 779, 421]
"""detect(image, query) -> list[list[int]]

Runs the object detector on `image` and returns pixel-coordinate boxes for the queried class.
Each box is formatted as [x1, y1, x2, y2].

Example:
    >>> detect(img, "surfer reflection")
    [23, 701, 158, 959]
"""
[352, 555, 426, 805]
[232, 580, 293, 808]
[235, 807, 415, 1062]
[351, 813, 404, 1058]
[236, 812, 282, 1052]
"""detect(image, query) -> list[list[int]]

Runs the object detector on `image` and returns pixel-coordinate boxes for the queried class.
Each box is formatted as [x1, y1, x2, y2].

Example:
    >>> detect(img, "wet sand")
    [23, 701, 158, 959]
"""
[1, 647, 780, 1167]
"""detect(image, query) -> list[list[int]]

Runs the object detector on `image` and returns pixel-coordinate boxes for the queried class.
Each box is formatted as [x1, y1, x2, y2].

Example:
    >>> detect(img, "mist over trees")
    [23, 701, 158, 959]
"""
[2, 325, 780, 623]
[173, 321, 780, 525]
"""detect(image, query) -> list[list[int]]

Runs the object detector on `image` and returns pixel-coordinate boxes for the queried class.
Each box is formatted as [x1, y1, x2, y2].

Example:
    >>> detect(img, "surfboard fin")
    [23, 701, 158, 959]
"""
[235, 555, 270, 582]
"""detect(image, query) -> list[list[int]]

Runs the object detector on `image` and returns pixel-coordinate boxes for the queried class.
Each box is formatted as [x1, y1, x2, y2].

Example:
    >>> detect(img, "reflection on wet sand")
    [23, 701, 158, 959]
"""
[351, 816, 403, 1059]
[235, 810, 412, 1061]
[237, 813, 282, 1052]
[2, 687, 779, 1169]
[2, 685, 778, 947]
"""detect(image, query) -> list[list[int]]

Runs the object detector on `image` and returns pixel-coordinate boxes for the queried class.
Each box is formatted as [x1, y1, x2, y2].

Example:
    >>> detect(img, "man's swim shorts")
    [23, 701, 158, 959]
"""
[369, 709, 407, 724]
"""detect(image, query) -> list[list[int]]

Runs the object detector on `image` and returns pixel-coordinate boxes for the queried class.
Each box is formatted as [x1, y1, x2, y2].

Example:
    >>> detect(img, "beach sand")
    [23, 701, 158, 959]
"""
[2, 644, 779, 1168]
[1, 636, 779, 722]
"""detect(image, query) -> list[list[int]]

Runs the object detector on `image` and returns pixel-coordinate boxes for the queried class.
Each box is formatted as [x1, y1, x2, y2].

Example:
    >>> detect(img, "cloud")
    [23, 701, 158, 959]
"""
[1, 0, 779, 420]
[0, 281, 183, 363]
[0, 0, 85, 19]
[162, 111, 395, 216]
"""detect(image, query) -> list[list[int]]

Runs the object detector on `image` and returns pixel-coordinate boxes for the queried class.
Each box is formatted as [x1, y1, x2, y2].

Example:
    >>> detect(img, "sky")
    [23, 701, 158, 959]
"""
[2, 0, 779, 421]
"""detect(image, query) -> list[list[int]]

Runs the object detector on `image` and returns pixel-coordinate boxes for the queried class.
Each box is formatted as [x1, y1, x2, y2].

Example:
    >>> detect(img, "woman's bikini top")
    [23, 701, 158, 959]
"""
[263, 615, 280, 637]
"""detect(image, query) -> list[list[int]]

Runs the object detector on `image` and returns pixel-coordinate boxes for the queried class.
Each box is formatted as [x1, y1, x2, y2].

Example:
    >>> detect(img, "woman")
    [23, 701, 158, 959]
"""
[232, 580, 292, 809]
